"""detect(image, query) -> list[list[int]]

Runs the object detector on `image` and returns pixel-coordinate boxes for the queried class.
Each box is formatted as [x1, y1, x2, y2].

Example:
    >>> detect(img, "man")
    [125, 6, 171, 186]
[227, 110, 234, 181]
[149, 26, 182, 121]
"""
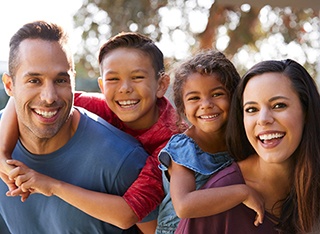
[0, 21, 148, 233]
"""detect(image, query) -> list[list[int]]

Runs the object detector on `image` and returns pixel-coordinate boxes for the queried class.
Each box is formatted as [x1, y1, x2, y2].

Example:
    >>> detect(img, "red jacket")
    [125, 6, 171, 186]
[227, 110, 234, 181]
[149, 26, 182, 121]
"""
[74, 91, 185, 220]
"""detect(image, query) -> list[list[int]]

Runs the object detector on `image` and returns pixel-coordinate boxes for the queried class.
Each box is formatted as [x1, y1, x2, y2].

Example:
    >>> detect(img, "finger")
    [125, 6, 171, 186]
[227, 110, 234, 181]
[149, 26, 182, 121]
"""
[8, 166, 26, 180]
[14, 174, 30, 188]
[20, 191, 31, 202]
[6, 159, 26, 168]
[7, 187, 24, 197]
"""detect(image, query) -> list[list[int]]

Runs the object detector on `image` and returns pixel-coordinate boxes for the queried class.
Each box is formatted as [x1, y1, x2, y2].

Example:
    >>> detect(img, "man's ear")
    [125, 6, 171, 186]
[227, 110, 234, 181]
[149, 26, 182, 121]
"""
[156, 74, 170, 98]
[97, 77, 104, 93]
[2, 73, 14, 96]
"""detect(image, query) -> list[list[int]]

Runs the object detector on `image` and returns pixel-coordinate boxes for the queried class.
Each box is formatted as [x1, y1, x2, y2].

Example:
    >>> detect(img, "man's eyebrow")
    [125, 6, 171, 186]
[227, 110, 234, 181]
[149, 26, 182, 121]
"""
[58, 72, 71, 77]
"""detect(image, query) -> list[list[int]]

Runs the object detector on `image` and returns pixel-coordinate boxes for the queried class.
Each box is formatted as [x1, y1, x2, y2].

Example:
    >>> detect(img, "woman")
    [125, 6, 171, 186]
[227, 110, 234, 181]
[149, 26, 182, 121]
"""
[176, 59, 320, 233]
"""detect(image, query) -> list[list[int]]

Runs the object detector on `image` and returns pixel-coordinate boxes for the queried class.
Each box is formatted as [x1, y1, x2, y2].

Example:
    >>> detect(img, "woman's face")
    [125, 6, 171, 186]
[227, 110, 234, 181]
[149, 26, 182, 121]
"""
[242, 72, 304, 164]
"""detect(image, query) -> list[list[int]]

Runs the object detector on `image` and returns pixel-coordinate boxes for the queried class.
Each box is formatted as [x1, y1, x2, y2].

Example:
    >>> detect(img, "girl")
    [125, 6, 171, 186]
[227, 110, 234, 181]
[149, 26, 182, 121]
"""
[156, 50, 265, 233]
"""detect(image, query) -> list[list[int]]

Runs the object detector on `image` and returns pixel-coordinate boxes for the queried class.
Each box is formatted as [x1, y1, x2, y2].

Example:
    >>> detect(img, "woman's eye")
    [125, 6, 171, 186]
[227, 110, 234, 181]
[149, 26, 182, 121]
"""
[244, 107, 258, 113]
[274, 103, 287, 109]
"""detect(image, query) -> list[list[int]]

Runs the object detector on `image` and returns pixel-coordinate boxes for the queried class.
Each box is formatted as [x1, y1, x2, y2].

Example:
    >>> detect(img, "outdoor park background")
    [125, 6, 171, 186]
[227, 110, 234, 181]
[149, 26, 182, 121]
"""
[0, 0, 319, 109]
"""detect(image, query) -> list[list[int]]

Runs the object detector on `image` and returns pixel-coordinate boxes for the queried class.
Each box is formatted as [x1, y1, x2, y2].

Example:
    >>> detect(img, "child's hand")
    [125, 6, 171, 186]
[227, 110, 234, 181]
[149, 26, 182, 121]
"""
[0, 157, 15, 174]
[0, 158, 31, 202]
[7, 159, 54, 197]
[242, 186, 265, 226]
[0, 171, 17, 192]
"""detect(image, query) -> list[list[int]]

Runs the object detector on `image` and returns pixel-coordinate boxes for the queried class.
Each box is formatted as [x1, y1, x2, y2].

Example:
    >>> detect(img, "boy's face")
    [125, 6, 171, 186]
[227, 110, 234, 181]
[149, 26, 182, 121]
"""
[98, 48, 168, 130]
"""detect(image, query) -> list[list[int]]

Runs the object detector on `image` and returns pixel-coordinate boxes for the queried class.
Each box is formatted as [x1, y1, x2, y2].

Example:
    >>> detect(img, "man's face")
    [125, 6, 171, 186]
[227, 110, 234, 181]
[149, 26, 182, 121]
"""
[4, 39, 75, 141]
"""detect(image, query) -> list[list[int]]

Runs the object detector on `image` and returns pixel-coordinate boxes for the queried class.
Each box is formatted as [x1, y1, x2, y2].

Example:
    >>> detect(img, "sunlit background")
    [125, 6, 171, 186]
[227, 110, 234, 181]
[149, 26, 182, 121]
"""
[0, 0, 319, 108]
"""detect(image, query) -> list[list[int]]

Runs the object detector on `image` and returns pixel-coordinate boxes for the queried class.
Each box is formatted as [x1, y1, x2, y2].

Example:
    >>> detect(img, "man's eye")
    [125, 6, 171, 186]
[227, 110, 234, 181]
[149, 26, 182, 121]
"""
[56, 79, 67, 84]
[28, 79, 40, 84]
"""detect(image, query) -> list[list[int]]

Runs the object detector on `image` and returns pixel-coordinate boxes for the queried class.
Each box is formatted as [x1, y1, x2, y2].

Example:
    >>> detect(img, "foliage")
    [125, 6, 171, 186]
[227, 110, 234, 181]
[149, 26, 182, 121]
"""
[73, 0, 320, 86]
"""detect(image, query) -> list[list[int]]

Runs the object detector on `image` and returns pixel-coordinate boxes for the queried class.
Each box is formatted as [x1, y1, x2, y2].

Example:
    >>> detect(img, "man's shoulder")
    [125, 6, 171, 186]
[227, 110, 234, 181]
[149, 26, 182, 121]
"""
[76, 107, 141, 146]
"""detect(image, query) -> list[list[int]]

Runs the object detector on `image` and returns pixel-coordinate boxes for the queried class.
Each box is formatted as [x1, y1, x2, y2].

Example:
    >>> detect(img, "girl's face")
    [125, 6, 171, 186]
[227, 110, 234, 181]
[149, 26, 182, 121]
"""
[183, 72, 230, 135]
[243, 72, 304, 164]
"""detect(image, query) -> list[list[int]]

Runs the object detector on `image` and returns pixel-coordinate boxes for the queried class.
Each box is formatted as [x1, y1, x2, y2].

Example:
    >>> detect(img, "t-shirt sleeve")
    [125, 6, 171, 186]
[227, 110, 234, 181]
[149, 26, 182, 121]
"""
[122, 152, 164, 221]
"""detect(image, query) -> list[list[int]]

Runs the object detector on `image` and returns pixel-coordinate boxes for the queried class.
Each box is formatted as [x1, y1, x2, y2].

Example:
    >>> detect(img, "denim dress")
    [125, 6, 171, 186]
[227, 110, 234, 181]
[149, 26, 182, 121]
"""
[156, 134, 233, 234]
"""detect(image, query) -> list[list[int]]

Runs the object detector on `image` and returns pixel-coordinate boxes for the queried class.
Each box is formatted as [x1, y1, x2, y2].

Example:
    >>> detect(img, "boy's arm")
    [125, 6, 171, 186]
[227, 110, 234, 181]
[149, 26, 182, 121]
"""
[0, 97, 18, 174]
[123, 155, 163, 220]
[123, 155, 163, 233]
[7, 156, 159, 232]
[7, 159, 138, 228]
[170, 161, 264, 225]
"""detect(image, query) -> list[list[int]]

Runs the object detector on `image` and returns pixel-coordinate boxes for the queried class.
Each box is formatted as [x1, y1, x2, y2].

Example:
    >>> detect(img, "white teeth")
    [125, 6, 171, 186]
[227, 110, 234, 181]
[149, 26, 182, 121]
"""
[118, 100, 138, 106]
[35, 109, 57, 118]
[200, 114, 218, 119]
[259, 133, 284, 141]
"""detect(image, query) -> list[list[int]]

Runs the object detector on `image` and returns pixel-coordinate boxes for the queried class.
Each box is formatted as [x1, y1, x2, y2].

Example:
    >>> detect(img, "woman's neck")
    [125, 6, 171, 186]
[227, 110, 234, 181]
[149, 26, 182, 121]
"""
[238, 154, 292, 217]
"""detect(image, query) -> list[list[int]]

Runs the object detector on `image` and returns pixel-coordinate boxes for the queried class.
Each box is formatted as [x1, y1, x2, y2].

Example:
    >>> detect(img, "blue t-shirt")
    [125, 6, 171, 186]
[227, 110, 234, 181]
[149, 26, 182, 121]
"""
[156, 133, 233, 234]
[0, 107, 149, 234]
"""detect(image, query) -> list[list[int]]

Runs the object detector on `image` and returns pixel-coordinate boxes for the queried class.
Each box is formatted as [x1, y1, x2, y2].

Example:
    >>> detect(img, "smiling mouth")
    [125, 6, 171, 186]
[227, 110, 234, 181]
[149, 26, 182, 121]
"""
[34, 109, 58, 118]
[117, 100, 139, 108]
[258, 132, 285, 143]
[199, 114, 219, 119]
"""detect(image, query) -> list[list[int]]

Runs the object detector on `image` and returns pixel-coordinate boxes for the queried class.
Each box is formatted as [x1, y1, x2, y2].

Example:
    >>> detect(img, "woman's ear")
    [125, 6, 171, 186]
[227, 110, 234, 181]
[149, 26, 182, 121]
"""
[2, 73, 14, 96]
[156, 74, 170, 98]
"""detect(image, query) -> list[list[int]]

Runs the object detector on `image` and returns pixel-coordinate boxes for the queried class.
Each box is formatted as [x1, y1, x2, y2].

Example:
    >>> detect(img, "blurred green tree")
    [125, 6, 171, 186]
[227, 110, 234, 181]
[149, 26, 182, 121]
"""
[73, 0, 320, 87]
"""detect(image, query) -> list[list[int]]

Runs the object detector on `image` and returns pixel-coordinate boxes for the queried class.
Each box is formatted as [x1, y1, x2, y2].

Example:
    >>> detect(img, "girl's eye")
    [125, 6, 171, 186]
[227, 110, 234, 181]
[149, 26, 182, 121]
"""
[212, 92, 223, 97]
[187, 96, 200, 101]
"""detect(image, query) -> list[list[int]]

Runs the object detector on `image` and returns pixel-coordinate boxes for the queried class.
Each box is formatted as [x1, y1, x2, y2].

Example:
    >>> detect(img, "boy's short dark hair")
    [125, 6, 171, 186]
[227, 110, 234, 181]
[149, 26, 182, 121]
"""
[99, 32, 164, 79]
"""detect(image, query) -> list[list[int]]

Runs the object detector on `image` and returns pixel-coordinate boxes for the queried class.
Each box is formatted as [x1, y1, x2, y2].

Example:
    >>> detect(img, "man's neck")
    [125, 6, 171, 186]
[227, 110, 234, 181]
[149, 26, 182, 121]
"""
[19, 109, 80, 155]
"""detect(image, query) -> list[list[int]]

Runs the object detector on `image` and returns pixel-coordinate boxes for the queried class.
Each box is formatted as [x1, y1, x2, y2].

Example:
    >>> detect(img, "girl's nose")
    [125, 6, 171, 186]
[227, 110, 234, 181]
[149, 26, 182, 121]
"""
[201, 97, 213, 109]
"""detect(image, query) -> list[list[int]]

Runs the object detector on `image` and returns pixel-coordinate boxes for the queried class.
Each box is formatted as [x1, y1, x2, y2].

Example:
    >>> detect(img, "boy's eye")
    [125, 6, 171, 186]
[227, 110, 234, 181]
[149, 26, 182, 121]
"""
[106, 77, 119, 81]
[132, 76, 144, 80]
